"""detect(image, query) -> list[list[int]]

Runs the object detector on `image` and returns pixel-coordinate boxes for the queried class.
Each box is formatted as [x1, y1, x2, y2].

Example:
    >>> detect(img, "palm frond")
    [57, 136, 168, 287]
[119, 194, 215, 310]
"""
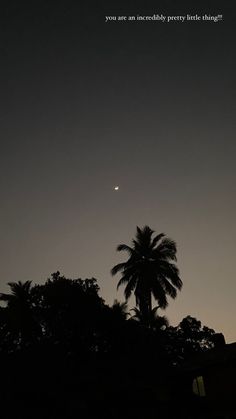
[142, 225, 154, 236]
[124, 275, 137, 300]
[151, 305, 160, 315]
[151, 233, 165, 249]
[159, 261, 182, 290]
[117, 274, 132, 290]
[151, 282, 168, 309]
[156, 238, 177, 261]
[111, 262, 126, 276]
[136, 225, 153, 243]
[157, 275, 177, 299]
[116, 244, 134, 255]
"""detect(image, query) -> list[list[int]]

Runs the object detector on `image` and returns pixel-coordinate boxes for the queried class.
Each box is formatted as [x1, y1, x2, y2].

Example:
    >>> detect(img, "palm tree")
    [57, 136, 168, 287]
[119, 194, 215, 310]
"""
[0, 281, 39, 347]
[130, 306, 169, 331]
[111, 226, 182, 324]
[111, 299, 129, 321]
[0, 281, 33, 307]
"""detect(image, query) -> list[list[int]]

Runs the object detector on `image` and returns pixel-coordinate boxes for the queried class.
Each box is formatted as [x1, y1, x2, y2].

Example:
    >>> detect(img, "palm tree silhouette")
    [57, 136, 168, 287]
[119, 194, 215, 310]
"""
[111, 299, 129, 321]
[111, 226, 182, 324]
[0, 281, 32, 306]
[0, 281, 39, 347]
[131, 306, 169, 330]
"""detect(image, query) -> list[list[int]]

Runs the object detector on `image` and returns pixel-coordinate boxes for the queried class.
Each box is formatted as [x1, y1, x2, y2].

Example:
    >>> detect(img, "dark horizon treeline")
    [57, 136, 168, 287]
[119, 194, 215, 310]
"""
[0, 226, 225, 418]
[0, 271, 223, 418]
[0, 271, 220, 361]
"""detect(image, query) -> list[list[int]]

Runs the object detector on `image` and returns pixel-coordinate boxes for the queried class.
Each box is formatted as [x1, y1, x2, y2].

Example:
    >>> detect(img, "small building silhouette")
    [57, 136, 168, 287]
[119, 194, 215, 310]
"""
[179, 337, 236, 419]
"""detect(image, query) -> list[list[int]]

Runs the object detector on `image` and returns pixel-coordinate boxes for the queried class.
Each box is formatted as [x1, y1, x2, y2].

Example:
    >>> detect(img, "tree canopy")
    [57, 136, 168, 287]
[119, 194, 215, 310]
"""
[112, 226, 182, 325]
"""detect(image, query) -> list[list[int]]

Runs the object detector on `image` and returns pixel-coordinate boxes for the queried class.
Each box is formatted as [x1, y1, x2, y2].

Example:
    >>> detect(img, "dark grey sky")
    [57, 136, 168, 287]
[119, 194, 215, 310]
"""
[1, 1, 236, 341]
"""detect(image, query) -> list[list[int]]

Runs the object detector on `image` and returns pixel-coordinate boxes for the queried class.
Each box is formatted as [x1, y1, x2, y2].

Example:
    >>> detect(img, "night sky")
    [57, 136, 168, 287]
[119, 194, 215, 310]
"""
[1, 1, 236, 341]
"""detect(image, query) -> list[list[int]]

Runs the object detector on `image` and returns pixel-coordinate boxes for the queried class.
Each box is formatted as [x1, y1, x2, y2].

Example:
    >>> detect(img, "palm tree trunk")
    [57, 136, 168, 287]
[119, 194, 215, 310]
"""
[136, 291, 152, 326]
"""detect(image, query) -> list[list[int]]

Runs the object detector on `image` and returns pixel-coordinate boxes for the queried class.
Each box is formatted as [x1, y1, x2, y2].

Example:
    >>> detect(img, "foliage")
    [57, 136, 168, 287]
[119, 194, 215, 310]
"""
[0, 272, 219, 365]
[130, 305, 169, 331]
[165, 315, 217, 364]
[0, 280, 41, 349]
[111, 226, 182, 324]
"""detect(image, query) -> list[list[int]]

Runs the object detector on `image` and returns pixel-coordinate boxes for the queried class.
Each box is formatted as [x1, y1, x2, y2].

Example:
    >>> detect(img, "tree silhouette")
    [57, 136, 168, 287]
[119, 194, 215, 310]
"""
[0, 280, 32, 306]
[111, 226, 182, 324]
[0, 281, 40, 347]
[33, 272, 112, 355]
[111, 299, 129, 321]
[131, 306, 169, 331]
[165, 315, 218, 364]
[0, 270, 223, 419]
